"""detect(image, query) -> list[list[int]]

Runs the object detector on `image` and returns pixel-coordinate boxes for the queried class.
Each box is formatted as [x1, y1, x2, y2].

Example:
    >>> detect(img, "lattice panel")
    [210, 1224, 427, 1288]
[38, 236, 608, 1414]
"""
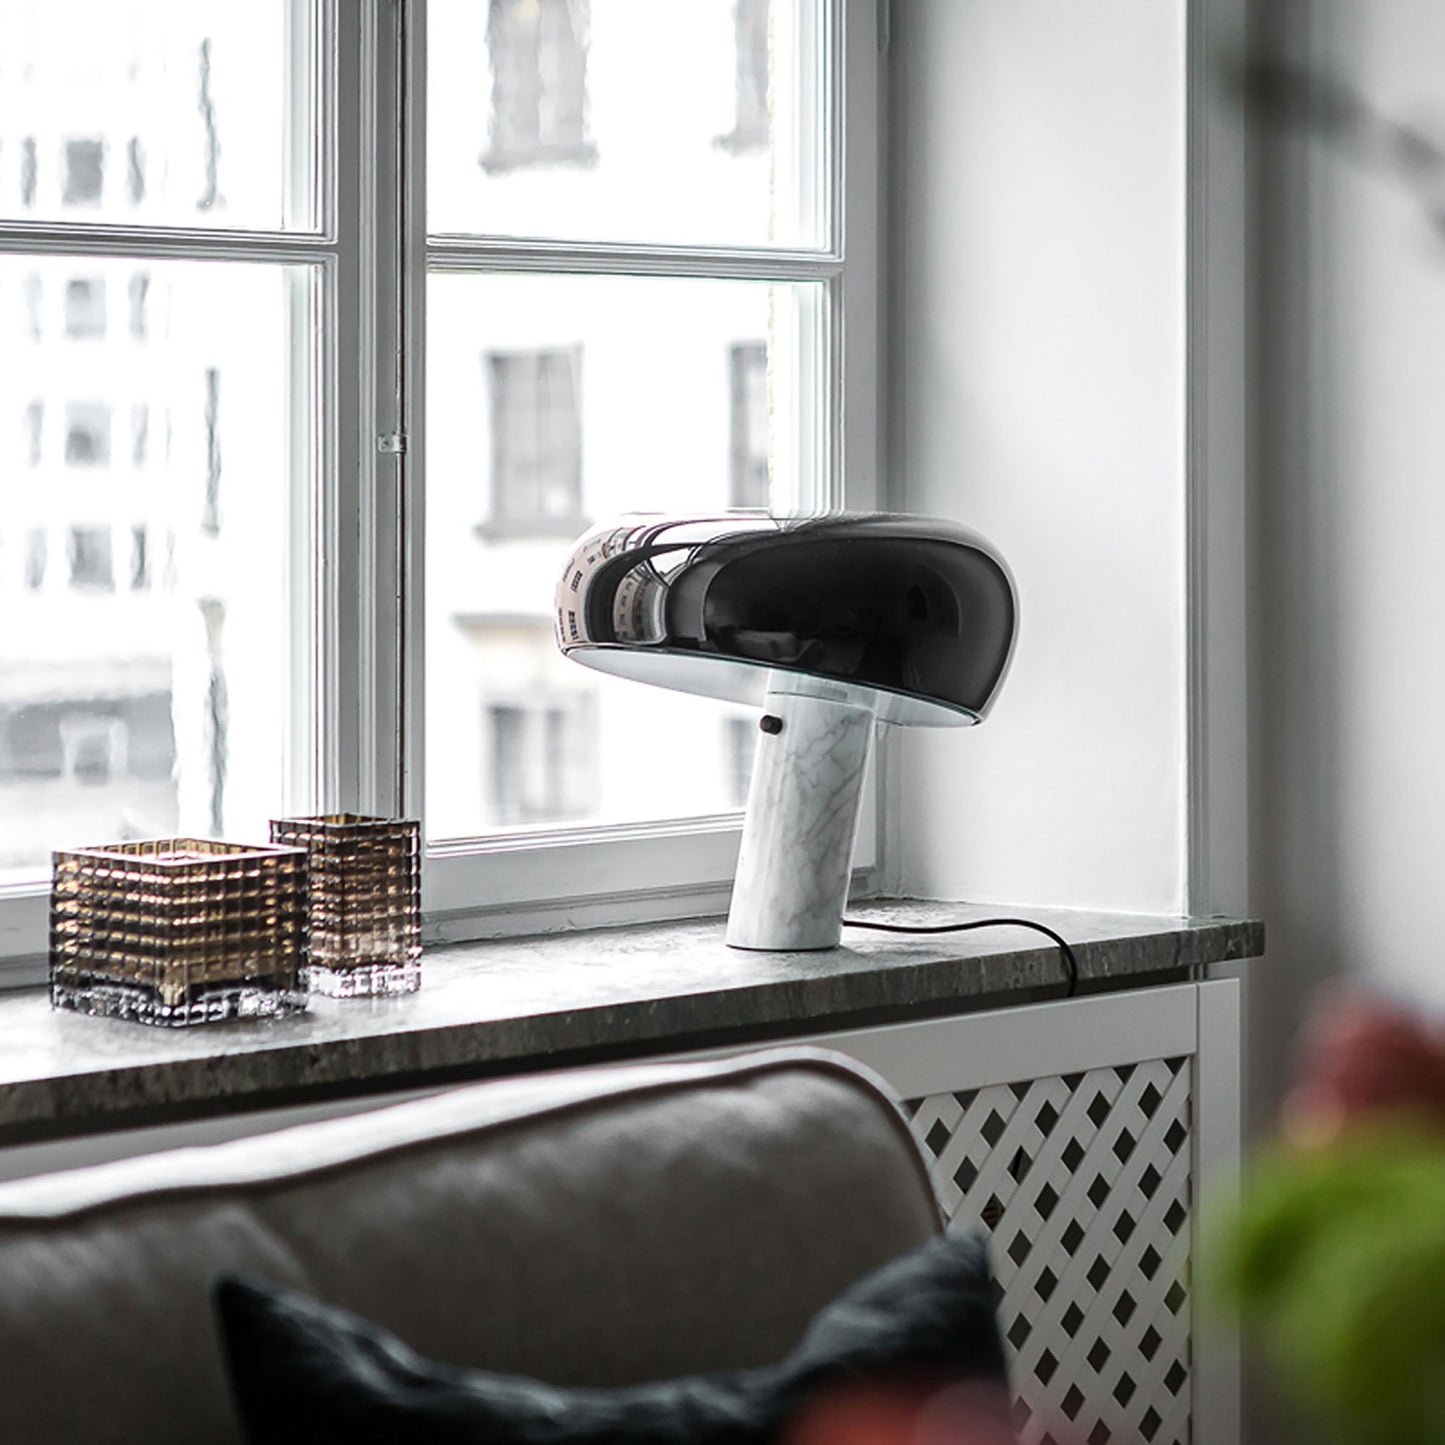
[908, 1058, 1193, 1445]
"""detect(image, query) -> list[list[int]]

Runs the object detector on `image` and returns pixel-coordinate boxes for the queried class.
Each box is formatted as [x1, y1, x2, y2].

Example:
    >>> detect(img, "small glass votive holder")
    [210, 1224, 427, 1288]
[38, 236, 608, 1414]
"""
[49, 838, 310, 1027]
[268, 814, 421, 998]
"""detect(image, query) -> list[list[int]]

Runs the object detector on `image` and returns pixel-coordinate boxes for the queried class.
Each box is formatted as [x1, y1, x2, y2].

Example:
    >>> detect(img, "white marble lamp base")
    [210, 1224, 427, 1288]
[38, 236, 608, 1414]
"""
[726, 690, 877, 951]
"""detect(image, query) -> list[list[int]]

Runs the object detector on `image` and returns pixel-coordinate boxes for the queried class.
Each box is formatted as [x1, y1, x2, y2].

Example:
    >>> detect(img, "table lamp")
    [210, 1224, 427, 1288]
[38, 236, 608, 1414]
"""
[556, 513, 1017, 951]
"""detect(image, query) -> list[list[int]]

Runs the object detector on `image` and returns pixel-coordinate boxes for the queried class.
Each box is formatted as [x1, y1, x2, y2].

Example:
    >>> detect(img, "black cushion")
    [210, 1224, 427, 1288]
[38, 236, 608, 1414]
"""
[214, 1229, 1008, 1444]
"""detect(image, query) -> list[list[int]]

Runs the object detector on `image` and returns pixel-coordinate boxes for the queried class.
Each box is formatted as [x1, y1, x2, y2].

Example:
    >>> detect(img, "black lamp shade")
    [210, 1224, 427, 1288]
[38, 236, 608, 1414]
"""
[556, 513, 1017, 726]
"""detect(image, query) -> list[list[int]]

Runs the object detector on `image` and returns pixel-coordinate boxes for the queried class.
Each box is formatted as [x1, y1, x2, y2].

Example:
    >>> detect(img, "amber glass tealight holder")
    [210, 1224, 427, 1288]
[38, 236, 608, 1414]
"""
[49, 838, 310, 1027]
[269, 814, 421, 998]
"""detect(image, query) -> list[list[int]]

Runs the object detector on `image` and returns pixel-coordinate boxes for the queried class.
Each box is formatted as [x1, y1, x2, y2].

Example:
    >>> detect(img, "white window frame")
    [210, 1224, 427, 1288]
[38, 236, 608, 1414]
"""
[0, 0, 883, 971]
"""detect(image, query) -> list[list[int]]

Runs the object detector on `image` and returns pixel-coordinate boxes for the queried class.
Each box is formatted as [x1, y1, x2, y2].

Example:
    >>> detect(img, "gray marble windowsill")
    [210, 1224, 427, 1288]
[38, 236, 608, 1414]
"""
[0, 900, 1263, 1143]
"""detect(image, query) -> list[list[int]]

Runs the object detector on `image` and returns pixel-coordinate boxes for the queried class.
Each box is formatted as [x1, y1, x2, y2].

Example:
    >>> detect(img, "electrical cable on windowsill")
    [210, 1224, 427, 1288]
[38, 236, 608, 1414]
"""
[841, 916, 1080, 998]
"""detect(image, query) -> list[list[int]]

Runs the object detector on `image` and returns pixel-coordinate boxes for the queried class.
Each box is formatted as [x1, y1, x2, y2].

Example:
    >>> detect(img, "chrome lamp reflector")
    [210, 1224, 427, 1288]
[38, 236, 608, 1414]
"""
[556, 514, 1017, 951]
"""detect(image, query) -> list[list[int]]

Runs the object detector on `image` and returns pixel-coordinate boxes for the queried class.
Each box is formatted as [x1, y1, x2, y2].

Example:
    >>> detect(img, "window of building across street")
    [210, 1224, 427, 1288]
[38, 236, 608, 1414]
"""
[484, 348, 585, 534]
[482, 0, 594, 173]
[728, 340, 771, 509]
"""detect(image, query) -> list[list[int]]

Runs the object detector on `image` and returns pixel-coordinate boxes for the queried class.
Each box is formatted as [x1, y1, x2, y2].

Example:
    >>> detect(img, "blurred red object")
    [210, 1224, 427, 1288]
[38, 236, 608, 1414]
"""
[782, 1380, 1016, 1445]
[1282, 989, 1445, 1145]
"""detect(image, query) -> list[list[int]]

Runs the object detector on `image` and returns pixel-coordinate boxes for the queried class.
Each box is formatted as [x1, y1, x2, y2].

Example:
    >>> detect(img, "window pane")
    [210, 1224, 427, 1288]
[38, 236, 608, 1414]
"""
[428, 0, 830, 249]
[0, 1, 318, 232]
[0, 257, 313, 882]
[426, 269, 825, 841]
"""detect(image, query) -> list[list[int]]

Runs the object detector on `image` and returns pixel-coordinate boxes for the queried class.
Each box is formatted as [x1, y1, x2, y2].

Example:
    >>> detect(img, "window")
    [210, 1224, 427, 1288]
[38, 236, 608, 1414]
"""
[197, 40, 222, 211]
[201, 367, 222, 534]
[128, 273, 149, 339]
[60, 716, 125, 786]
[728, 341, 770, 508]
[0, 707, 64, 781]
[129, 525, 149, 590]
[23, 529, 46, 591]
[126, 138, 146, 205]
[0, 2, 876, 957]
[131, 404, 148, 467]
[0, 3, 317, 900]
[23, 402, 42, 467]
[64, 403, 111, 466]
[67, 526, 114, 591]
[22, 275, 40, 340]
[485, 349, 584, 533]
[724, 715, 757, 808]
[722, 0, 770, 150]
[485, 697, 596, 826]
[19, 138, 36, 208]
[482, 0, 595, 172]
[63, 139, 105, 206]
[64, 278, 106, 339]
[424, 0, 861, 925]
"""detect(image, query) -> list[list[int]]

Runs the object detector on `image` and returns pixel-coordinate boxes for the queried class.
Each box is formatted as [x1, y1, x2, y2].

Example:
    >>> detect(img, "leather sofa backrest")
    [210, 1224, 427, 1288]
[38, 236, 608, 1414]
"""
[0, 1048, 942, 1445]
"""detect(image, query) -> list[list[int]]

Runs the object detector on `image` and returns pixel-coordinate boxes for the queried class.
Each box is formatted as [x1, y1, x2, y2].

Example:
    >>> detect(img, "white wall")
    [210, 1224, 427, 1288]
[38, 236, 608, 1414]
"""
[1249, 0, 1445, 1106]
[885, 0, 1189, 915]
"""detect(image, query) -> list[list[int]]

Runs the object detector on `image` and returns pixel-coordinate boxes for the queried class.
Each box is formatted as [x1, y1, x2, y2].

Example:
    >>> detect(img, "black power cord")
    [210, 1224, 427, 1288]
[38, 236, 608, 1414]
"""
[841, 916, 1080, 998]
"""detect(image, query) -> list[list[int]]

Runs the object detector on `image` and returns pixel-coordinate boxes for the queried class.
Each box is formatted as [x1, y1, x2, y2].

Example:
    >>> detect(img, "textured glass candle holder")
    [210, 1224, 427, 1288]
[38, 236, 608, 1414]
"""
[49, 838, 310, 1027]
[268, 815, 421, 998]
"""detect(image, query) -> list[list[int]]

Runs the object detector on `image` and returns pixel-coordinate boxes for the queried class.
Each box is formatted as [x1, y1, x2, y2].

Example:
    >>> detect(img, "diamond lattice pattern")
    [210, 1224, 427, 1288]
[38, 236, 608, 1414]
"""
[908, 1058, 1192, 1445]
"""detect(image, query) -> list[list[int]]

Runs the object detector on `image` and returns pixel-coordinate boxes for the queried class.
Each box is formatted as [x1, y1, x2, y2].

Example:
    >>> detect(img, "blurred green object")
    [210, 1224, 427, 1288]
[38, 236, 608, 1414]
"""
[1207, 1122, 1445, 1445]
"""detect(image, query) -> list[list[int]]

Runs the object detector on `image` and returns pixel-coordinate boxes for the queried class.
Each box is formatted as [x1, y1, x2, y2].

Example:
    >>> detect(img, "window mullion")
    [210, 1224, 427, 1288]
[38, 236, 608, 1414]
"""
[327, 7, 365, 814]
[359, 0, 401, 818]
[0, 225, 334, 264]
[331, 0, 411, 819]
[424, 236, 842, 282]
[400, 0, 428, 828]
[283, 0, 338, 821]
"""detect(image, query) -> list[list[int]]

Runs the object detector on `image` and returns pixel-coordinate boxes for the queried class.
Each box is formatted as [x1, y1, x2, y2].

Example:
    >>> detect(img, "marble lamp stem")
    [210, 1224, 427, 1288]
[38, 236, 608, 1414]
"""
[726, 690, 876, 951]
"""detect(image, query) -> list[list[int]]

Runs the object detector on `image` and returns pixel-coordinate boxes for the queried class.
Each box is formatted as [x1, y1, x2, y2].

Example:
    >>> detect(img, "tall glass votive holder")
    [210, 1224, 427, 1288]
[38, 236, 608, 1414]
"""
[49, 838, 311, 1026]
[269, 815, 421, 998]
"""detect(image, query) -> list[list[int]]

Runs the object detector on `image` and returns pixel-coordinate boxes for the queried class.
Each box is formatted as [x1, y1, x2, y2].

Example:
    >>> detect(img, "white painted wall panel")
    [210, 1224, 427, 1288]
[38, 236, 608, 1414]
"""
[885, 1, 1189, 914]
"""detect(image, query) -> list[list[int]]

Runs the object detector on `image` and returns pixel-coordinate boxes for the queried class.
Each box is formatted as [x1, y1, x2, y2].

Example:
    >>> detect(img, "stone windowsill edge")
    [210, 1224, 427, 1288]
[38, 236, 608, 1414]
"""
[0, 901, 1263, 1142]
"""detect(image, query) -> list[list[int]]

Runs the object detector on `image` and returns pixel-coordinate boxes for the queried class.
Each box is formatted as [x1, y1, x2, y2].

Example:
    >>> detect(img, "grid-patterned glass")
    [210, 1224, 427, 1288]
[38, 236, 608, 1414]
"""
[49, 837, 309, 1026]
[269, 815, 422, 998]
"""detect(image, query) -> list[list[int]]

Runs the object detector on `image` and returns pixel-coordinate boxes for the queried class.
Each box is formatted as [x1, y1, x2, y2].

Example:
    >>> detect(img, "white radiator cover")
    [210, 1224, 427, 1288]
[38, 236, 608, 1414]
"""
[910, 1058, 1193, 1445]
[802, 977, 1242, 1445]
